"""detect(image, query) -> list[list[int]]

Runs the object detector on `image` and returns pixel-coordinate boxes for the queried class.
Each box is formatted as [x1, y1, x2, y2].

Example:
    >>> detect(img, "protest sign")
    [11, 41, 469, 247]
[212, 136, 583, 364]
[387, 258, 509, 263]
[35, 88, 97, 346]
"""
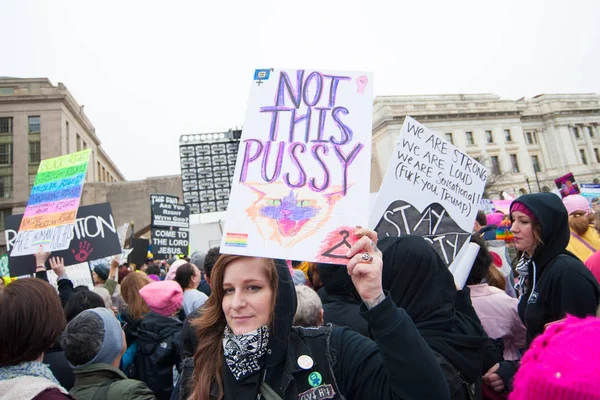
[486, 240, 512, 277]
[369, 117, 488, 265]
[5, 203, 122, 277]
[0, 254, 8, 277]
[221, 68, 373, 263]
[491, 200, 513, 214]
[128, 238, 150, 266]
[46, 262, 94, 290]
[150, 194, 190, 228]
[11, 149, 91, 256]
[555, 172, 580, 198]
[150, 194, 190, 259]
[479, 199, 495, 214]
[580, 183, 600, 205]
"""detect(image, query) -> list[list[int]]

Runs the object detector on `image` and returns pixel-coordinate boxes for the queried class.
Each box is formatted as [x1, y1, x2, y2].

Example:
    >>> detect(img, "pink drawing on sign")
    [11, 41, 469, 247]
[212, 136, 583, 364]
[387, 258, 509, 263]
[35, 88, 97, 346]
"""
[356, 75, 368, 94]
[72, 241, 94, 262]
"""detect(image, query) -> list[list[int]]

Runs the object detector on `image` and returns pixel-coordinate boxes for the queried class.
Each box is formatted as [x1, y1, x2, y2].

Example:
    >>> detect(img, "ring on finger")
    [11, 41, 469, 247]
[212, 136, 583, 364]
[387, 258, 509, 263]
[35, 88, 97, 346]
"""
[361, 252, 373, 262]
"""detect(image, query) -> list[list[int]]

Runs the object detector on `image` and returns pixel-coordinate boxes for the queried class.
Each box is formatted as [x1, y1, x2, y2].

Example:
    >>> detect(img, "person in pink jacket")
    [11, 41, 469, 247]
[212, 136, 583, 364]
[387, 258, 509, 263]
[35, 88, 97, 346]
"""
[467, 235, 527, 361]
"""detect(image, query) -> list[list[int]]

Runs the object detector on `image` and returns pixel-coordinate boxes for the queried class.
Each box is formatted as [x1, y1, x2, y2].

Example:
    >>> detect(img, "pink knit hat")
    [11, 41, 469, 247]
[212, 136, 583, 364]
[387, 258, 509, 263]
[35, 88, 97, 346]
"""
[510, 316, 600, 400]
[486, 212, 504, 227]
[139, 280, 183, 316]
[562, 194, 590, 216]
[510, 202, 537, 223]
[165, 259, 187, 281]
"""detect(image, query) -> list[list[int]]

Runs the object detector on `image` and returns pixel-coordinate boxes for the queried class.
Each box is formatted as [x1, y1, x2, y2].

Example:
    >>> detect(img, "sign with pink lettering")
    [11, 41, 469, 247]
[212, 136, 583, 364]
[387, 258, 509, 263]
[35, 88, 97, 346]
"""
[221, 68, 373, 263]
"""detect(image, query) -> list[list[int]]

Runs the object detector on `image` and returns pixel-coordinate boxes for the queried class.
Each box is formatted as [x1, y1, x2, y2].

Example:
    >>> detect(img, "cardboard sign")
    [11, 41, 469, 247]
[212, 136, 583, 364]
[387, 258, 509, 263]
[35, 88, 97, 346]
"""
[555, 172, 580, 198]
[5, 203, 122, 277]
[11, 149, 91, 256]
[221, 68, 373, 263]
[0, 254, 8, 277]
[486, 240, 512, 277]
[150, 194, 190, 259]
[479, 199, 495, 214]
[46, 262, 94, 290]
[369, 117, 488, 265]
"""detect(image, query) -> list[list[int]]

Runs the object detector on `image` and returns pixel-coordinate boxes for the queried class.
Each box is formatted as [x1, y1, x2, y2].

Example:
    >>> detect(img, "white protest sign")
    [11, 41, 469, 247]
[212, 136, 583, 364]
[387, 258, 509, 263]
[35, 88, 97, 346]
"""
[486, 239, 512, 277]
[117, 223, 129, 247]
[46, 262, 94, 290]
[221, 68, 373, 263]
[369, 117, 488, 265]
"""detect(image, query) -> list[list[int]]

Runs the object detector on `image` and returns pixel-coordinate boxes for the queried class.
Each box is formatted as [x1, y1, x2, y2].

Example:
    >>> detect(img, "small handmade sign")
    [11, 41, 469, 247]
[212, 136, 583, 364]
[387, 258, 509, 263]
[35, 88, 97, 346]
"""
[221, 68, 373, 263]
[10, 149, 91, 256]
[369, 117, 488, 265]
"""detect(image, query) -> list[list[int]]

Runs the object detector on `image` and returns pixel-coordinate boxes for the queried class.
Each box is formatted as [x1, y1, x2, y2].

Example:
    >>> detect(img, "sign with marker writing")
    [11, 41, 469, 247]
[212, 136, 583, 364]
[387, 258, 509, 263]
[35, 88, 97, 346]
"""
[46, 262, 94, 291]
[5, 203, 122, 277]
[369, 117, 488, 265]
[221, 68, 373, 263]
[150, 194, 190, 259]
[11, 149, 91, 256]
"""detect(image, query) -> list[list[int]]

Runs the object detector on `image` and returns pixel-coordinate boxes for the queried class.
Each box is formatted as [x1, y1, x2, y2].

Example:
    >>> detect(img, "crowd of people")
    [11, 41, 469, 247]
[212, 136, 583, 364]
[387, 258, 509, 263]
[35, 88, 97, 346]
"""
[1, 192, 600, 399]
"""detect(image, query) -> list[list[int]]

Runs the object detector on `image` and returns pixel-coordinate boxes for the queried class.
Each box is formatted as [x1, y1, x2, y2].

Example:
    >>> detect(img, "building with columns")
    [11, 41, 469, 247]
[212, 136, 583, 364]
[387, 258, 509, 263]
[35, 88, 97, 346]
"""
[0, 77, 125, 253]
[371, 93, 600, 197]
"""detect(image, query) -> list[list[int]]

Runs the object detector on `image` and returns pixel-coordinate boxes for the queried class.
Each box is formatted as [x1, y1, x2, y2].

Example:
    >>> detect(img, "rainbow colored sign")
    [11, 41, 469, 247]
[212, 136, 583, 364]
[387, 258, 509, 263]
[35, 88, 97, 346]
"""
[10, 149, 91, 256]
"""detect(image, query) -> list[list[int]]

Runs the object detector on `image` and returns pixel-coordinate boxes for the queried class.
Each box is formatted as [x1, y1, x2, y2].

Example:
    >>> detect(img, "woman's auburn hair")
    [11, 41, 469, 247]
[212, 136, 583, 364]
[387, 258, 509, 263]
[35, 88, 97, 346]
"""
[120, 272, 152, 320]
[189, 255, 278, 400]
[568, 213, 594, 236]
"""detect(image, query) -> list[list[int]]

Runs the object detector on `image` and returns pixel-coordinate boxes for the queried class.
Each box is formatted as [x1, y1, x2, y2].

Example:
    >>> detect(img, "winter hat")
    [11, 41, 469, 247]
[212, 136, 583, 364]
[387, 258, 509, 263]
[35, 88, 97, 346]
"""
[496, 218, 514, 242]
[562, 194, 590, 216]
[66, 307, 124, 367]
[510, 202, 537, 223]
[139, 280, 183, 316]
[165, 259, 187, 281]
[486, 212, 504, 227]
[93, 263, 110, 281]
[190, 251, 206, 271]
[510, 315, 600, 400]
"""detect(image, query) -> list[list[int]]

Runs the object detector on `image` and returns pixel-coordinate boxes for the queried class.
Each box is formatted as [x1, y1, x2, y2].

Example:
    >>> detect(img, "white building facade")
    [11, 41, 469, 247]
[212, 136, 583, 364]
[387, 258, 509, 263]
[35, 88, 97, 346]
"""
[371, 93, 600, 198]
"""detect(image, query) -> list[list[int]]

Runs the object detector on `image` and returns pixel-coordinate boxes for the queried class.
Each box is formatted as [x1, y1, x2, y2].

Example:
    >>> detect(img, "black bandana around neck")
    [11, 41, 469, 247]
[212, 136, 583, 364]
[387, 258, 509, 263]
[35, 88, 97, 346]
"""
[222, 325, 269, 381]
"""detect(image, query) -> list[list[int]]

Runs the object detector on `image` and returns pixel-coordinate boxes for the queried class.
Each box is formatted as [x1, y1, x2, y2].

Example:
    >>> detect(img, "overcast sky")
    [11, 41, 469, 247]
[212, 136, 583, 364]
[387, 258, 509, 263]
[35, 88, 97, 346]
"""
[2, 0, 600, 180]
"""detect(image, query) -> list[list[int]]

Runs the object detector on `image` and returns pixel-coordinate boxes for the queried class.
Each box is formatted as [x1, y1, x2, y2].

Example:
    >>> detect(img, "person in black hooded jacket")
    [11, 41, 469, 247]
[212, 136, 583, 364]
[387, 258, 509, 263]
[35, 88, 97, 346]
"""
[379, 235, 500, 400]
[317, 263, 371, 338]
[483, 192, 600, 393]
[173, 228, 449, 400]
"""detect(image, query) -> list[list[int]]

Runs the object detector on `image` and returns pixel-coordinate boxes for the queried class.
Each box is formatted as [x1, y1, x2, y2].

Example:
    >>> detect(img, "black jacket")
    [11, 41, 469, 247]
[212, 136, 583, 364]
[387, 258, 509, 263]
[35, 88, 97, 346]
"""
[180, 308, 203, 359]
[318, 263, 371, 338]
[121, 308, 144, 348]
[379, 235, 497, 400]
[511, 193, 600, 345]
[197, 279, 211, 297]
[136, 312, 183, 400]
[173, 260, 449, 400]
[44, 341, 75, 391]
[478, 225, 497, 240]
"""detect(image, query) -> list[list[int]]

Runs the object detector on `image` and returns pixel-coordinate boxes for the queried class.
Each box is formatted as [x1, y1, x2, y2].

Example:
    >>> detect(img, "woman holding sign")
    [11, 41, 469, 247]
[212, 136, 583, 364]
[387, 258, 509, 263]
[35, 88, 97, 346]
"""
[483, 193, 600, 393]
[176, 228, 449, 400]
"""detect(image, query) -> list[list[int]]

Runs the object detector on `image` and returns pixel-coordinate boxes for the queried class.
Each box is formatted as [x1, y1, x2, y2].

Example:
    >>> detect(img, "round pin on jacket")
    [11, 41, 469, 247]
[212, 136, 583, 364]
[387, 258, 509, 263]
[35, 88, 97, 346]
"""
[297, 355, 314, 370]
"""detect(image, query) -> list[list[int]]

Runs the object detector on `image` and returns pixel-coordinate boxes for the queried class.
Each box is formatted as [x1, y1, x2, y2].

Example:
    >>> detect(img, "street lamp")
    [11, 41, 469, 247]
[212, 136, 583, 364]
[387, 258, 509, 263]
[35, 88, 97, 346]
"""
[525, 178, 532, 193]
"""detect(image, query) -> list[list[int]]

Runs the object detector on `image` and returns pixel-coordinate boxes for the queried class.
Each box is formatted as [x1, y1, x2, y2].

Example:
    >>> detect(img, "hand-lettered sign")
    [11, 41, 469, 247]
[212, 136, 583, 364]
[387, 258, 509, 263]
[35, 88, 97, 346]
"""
[369, 117, 488, 265]
[11, 149, 91, 256]
[5, 203, 122, 277]
[221, 68, 373, 263]
[46, 262, 94, 291]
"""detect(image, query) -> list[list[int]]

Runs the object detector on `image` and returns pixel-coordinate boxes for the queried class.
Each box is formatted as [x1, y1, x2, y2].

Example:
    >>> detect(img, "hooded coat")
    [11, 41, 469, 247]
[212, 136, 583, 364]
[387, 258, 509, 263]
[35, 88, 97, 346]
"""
[510, 193, 600, 345]
[174, 259, 450, 400]
[379, 235, 497, 399]
[317, 263, 371, 338]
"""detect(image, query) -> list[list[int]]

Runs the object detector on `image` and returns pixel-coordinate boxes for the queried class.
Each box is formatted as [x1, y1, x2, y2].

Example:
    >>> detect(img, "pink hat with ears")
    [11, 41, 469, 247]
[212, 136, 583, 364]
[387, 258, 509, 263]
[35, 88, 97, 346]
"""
[486, 212, 504, 227]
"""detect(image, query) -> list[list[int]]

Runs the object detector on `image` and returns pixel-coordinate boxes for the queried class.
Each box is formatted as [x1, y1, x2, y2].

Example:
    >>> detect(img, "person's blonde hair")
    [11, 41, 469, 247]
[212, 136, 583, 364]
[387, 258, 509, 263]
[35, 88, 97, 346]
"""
[120, 272, 152, 320]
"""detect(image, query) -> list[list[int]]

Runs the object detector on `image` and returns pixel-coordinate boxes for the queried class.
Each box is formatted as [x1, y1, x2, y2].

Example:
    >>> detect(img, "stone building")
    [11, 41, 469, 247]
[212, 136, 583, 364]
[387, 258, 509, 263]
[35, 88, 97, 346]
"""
[0, 77, 125, 252]
[371, 93, 600, 197]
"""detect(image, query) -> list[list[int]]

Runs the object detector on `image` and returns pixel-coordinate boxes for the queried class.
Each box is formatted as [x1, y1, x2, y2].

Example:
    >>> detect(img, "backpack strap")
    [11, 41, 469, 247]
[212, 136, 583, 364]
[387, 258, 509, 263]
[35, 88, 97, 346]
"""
[260, 381, 284, 400]
[90, 379, 118, 400]
[570, 231, 597, 253]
